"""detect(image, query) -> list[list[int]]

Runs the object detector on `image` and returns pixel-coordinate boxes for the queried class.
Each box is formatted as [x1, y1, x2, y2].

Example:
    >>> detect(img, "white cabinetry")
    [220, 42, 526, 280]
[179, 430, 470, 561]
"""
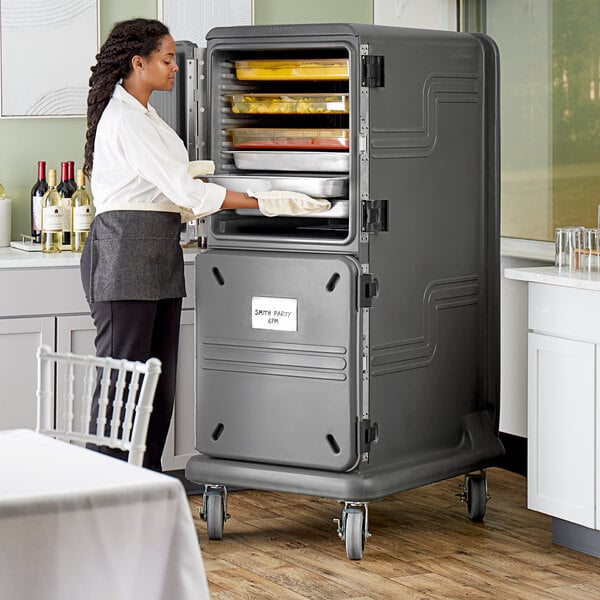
[527, 332, 595, 528]
[162, 309, 197, 470]
[56, 314, 96, 355]
[503, 266, 600, 556]
[0, 317, 54, 429]
[0, 250, 199, 471]
[526, 280, 600, 529]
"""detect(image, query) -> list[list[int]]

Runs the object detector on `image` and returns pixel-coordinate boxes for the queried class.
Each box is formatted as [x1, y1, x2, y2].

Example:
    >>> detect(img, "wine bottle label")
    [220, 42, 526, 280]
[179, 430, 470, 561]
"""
[73, 205, 93, 231]
[62, 197, 72, 232]
[32, 196, 42, 231]
[42, 205, 64, 232]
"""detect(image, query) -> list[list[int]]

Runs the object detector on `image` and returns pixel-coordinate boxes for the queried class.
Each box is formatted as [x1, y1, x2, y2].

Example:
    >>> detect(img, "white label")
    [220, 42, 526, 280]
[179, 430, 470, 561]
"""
[251, 296, 297, 332]
[42, 205, 64, 232]
[62, 197, 71, 232]
[32, 196, 42, 231]
[73, 205, 93, 231]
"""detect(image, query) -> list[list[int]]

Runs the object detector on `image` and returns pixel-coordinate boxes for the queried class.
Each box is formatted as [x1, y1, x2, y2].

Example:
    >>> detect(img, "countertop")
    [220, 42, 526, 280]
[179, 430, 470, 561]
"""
[0, 246, 201, 270]
[504, 266, 600, 292]
[501, 238, 554, 261]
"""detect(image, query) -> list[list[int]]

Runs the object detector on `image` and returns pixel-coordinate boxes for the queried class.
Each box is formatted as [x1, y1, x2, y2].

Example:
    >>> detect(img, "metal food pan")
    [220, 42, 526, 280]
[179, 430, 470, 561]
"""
[228, 93, 349, 115]
[205, 175, 348, 198]
[234, 59, 350, 81]
[234, 199, 348, 219]
[231, 151, 349, 173]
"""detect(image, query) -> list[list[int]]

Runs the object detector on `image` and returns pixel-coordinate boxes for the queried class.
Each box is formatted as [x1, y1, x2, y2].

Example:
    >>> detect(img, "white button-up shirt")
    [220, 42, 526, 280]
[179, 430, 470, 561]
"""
[91, 84, 225, 218]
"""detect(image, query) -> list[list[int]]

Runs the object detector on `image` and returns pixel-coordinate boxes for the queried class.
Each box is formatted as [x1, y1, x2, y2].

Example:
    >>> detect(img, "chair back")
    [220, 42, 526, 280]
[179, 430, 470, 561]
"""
[36, 345, 161, 467]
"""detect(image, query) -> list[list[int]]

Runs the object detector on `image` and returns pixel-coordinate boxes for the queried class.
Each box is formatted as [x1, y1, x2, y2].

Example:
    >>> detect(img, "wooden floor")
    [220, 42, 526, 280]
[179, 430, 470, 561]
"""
[187, 468, 600, 599]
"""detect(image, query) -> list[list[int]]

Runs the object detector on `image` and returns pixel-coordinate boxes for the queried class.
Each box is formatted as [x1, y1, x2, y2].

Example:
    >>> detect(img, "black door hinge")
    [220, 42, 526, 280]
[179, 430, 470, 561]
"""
[361, 55, 384, 88]
[360, 273, 379, 308]
[362, 199, 389, 233]
[359, 419, 379, 453]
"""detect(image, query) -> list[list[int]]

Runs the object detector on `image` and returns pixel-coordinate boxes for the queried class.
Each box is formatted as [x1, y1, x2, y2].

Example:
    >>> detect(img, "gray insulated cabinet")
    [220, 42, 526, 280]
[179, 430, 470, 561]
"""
[181, 23, 503, 560]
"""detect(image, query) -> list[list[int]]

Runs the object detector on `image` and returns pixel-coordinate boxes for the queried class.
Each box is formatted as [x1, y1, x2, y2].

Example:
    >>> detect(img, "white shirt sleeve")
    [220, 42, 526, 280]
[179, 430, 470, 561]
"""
[91, 84, 226, 217]
[109, 107, 225, 218]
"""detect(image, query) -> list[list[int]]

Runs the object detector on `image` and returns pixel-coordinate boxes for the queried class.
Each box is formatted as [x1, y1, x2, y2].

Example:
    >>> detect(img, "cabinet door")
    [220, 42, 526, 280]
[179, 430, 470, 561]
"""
[54, 315, 96, 434]
[528, 332, 595, 527]
[162, 309, 197, 470]
[0, 317, 54, 430]
[56, 314, 96, 356]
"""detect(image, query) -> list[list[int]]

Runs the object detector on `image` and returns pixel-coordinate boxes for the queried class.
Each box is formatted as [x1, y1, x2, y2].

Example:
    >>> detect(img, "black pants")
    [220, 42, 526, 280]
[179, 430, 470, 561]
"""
[88, 297, 182, 471]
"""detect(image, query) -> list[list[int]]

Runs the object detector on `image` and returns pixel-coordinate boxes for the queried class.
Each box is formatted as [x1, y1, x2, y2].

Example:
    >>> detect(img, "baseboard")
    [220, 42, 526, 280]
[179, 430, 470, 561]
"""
[553, 518, 600, 558]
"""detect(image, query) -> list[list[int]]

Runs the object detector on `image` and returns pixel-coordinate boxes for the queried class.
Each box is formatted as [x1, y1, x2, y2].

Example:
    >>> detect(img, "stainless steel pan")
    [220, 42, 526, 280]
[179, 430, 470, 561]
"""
[205, 174, 348, 198]
[230, 151, 349, 173]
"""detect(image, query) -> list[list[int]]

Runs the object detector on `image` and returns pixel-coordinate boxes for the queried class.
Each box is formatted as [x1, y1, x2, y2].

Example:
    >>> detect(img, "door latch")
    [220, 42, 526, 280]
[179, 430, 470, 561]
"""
[359, 419, 379, 453]
[361, 55, 385, 88]
[360, 273, 379, 308]
[362, 199, 388, 233]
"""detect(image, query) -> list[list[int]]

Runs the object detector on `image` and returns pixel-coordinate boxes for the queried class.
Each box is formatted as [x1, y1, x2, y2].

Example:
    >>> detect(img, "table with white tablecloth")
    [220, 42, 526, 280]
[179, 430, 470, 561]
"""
[0, 429, 208, 600]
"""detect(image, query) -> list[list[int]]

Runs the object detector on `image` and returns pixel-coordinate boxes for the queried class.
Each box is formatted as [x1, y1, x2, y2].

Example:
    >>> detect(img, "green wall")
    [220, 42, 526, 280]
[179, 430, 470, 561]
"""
[0, 0, 371, 241]
[254, 0, 372, 24]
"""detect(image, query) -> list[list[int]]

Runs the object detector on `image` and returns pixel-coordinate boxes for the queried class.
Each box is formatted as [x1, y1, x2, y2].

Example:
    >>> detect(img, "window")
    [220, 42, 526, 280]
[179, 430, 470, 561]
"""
[465, 0, 600, 241]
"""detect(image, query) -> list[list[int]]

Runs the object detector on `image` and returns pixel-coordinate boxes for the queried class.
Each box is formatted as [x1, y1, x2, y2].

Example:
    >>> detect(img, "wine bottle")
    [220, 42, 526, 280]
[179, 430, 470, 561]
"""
[31, 161, 48, 244]
[70, 169, 93, 252]
[56, 162, 67, 195]
[67, 161, 76, 195]
[41, 169, 64, 253]
[57, 161, 71, 246]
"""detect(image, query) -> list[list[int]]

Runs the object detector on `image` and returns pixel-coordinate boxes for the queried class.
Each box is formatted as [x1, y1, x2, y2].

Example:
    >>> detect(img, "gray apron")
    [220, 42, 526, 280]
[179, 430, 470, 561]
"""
[81, 210, 186, 303]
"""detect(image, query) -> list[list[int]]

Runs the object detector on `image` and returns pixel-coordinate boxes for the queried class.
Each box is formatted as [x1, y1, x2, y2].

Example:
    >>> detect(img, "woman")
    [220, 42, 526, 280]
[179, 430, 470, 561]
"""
[80, 18, 259, 470]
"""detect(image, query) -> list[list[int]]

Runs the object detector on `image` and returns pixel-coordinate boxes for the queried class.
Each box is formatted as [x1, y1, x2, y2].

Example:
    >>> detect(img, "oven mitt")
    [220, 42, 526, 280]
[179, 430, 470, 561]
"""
[247, 189, 331, 217]
[188, 160, 216, 178]
[180, 207, 197, 223]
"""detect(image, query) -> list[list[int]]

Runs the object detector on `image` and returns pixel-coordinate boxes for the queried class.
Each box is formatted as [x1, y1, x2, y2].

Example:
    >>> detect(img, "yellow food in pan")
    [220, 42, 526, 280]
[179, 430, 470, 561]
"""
[235, 59, 349, 81]
[228, 128, 349, 150]
[230, 94, 349, 114]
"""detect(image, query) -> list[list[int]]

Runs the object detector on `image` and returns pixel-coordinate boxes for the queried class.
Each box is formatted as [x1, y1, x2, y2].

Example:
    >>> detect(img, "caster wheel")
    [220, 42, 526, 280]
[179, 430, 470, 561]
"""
[345, 509, 365, 560]
[466, 474, 487, 522]
[206, 492, 225, 540]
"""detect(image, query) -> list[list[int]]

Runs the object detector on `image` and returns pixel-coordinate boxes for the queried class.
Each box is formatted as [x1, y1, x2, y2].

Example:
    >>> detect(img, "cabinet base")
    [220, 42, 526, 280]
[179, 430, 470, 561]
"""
[552, 517, 600, 558]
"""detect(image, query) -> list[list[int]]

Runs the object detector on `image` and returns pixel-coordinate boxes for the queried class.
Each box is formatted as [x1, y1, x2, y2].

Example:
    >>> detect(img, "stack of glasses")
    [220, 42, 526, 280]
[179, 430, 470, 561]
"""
[555, 226, 600, 272]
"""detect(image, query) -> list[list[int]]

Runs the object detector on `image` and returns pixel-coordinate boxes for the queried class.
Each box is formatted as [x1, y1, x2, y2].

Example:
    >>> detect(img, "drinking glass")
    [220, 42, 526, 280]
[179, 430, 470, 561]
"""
[585, 228, 600, 273]
[556, 227, 580, 270]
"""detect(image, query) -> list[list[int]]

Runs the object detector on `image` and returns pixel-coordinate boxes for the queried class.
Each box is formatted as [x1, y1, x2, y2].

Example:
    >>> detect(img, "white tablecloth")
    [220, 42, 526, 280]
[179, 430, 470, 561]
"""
[0, 429, 209, 600]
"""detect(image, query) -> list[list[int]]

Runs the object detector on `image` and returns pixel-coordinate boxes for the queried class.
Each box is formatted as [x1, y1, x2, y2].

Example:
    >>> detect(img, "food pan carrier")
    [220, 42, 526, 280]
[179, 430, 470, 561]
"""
[150, 24, 502, 562]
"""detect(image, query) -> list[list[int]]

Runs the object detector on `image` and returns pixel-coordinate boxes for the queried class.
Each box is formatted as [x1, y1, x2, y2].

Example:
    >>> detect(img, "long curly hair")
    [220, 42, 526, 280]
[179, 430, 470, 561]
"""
[84, 18, 170, 178]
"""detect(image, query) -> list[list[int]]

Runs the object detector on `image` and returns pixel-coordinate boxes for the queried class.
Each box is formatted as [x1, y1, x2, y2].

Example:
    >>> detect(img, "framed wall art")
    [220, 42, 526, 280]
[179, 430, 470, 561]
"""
[0, 0, 99, 118]
[159, 0, 252, 48]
